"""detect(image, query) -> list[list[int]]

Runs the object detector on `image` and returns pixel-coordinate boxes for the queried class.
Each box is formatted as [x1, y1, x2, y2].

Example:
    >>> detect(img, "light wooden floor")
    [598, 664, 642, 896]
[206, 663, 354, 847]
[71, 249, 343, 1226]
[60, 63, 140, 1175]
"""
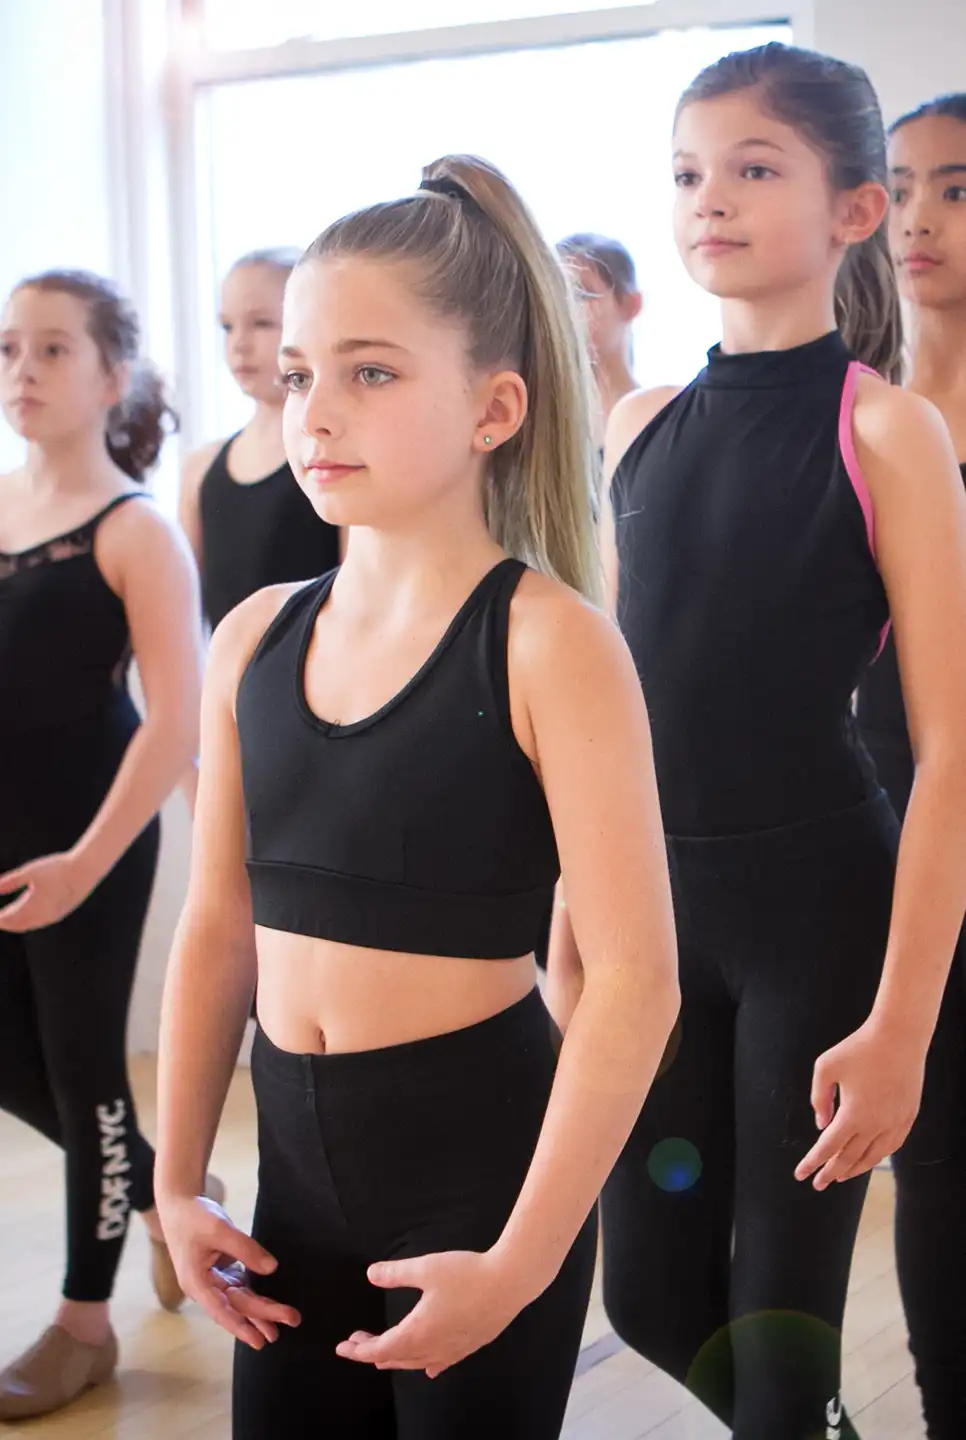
[0, 1058, 926, 1438]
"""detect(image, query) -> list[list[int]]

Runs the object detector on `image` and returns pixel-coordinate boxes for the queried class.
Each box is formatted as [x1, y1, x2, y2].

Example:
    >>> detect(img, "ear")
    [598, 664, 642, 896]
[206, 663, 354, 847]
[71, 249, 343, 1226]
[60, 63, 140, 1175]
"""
[104, 359, 131, 412]
[473, 369, 529, 455]
[620, 290, 644, 324]
[835, 181, 889, 248]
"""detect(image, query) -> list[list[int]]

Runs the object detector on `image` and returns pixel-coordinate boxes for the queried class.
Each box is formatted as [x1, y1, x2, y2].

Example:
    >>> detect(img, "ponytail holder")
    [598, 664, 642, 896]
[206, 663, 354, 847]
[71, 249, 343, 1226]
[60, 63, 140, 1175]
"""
[419, 176, 472, 205]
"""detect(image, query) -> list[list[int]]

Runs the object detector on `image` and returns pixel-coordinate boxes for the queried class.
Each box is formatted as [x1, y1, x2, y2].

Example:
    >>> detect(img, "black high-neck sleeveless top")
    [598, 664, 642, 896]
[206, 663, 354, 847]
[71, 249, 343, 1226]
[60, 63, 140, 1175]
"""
[199, 438, 340, 629]
[235, 559, 560, 959]
[613, 331, 889, 837]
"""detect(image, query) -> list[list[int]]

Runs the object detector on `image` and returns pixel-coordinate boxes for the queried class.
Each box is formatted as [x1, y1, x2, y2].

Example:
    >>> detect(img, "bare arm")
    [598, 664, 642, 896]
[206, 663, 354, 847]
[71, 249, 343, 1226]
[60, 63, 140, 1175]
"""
[155, 587, 303, 1350]
[0, 502, 204, 930]
[493, 587, 679, 1292]
[863, 384, 966, 1038]
[546, 385, 681, 1032]
[798, 380, 966, 1184]
[155, 590, 288, 1198]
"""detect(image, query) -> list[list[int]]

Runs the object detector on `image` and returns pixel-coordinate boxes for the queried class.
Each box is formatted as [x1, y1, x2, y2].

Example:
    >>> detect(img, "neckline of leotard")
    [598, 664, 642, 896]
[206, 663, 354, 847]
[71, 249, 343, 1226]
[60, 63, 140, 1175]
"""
[701, 329, 850, 389]
[0, 492, 145, 560]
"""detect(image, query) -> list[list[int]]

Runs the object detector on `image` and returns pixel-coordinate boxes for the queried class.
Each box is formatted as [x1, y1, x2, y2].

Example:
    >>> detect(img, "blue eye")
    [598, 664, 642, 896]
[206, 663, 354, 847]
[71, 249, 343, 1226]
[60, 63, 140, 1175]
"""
[357, 366, 394, 387]
[280, 371, 310, 393]
[674, 170, 700, 188]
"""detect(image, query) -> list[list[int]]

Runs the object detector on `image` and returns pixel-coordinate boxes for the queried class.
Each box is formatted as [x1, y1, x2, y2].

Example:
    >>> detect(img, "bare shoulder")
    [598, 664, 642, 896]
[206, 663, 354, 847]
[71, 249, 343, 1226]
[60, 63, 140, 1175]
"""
[181, 437, 225, 494]
[853, 373, 949, 452]
[209, 582, 309, 704]
[509, 568, 630, 679]
[852, 375, 957, 492]
[605, 385, 683, 479]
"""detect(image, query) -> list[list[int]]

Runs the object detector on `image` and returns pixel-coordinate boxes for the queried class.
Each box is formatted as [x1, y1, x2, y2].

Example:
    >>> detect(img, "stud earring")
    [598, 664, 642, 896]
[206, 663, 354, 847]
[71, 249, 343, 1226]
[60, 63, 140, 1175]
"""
[483, 434, 493, 446]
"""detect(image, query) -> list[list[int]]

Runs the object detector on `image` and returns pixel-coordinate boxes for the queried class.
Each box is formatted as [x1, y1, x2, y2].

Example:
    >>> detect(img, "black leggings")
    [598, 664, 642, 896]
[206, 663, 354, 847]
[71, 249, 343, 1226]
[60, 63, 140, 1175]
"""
[863, 732, 966, 1440]
[602, 794, 898, 1440]
[0, 822, 158, 1302]
[234, 989, 597, 1440]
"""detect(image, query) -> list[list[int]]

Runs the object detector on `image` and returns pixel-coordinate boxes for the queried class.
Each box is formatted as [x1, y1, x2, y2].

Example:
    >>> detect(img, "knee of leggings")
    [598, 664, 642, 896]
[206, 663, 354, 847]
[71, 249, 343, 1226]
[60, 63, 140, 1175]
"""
[603, 1273, 690, 1380]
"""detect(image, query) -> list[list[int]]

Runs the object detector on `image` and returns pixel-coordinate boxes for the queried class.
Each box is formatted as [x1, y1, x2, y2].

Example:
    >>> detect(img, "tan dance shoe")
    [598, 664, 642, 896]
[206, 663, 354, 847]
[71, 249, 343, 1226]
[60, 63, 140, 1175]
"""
[151, 1173, 227, 1312]
[0, 1324, 118, 1419]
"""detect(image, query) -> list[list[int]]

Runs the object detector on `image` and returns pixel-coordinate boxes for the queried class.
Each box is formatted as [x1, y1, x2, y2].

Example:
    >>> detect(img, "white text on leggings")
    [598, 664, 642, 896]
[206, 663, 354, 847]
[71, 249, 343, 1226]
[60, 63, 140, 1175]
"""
[96, 1100, 131, 1241]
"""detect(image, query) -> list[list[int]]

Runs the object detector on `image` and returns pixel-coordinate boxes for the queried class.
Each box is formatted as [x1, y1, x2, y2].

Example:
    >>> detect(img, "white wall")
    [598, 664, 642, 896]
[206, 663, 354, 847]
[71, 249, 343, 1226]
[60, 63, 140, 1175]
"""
[812, 0, 966, 124]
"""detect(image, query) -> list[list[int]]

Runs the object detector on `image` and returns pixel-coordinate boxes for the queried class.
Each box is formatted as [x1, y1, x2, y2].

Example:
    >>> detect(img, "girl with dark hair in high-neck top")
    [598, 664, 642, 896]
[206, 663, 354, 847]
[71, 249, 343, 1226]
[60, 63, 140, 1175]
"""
[856, 93, 966, 1439]
[0, 270, 205, 1420]
[550, 44, 966, 1440]
[179, 249, 341, 633]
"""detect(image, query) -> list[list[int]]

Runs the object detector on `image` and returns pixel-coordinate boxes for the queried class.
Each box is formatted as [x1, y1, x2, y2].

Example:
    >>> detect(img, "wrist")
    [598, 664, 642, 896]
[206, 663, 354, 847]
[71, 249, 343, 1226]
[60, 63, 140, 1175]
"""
[488, 1234, 562, 1306]
[67, 840, 107, 895]
[866, 1002, 934, 1054]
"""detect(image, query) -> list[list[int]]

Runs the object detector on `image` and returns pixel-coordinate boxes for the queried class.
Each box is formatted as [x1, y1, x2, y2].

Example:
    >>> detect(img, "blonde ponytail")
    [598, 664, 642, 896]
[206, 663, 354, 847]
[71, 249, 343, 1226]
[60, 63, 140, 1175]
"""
[304, 154, 602, 603]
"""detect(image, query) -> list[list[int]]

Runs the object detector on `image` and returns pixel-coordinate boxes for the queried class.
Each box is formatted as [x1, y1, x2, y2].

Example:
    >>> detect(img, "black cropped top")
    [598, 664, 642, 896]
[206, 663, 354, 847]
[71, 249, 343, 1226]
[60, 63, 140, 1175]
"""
[235, 559, 560, 959]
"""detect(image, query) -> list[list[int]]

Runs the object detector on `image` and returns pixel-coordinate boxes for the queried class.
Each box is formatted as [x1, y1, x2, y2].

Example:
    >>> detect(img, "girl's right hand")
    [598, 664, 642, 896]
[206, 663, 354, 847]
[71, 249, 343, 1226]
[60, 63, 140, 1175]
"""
[158, 1192, 301, 1348]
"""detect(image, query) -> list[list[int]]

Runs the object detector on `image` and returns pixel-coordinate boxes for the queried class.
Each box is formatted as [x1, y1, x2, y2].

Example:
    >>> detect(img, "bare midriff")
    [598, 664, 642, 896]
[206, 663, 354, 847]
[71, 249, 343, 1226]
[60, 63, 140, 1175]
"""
[254, 926, 535, 1055]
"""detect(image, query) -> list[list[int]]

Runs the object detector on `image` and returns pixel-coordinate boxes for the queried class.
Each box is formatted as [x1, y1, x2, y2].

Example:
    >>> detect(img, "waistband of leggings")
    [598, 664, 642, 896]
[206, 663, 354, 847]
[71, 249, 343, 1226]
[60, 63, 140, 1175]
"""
[665, 789, 898, 862]
[252, 985, 553, 1091]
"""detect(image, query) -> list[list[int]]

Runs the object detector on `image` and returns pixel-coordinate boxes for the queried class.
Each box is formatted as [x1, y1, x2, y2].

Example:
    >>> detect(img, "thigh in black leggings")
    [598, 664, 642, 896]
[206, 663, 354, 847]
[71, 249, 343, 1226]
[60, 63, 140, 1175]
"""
[865, 731, 966, 1440]
[602, 796, 897, 1440]
[0, 822, 159, 1302]
[232, 990, 597, 1440]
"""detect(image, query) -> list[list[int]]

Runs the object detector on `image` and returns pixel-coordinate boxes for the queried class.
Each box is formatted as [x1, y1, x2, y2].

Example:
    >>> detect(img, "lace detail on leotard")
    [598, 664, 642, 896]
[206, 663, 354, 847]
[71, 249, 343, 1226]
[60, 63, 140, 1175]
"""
[0, 494, 144, 583]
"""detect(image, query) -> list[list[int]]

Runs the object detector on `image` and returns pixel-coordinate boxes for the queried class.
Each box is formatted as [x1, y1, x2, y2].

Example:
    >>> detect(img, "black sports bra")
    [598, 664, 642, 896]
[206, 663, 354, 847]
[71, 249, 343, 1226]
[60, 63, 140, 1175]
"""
[235, 559, 560, 959]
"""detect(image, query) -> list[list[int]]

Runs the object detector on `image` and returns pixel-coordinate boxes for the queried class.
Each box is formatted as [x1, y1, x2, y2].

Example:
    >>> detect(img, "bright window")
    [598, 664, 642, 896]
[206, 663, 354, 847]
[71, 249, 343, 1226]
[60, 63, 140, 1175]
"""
[202, 0, 661, 49]
[195, 21, 791, 438]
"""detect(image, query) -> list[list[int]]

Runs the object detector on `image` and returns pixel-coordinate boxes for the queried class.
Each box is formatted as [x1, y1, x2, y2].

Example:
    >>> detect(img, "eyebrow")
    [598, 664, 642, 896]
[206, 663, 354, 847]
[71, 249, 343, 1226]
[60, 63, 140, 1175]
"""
[0, 327, 73, 339]
[279, 339, 409, 359]
[673, 138, 787, 160]
[891, 163, 966, 178]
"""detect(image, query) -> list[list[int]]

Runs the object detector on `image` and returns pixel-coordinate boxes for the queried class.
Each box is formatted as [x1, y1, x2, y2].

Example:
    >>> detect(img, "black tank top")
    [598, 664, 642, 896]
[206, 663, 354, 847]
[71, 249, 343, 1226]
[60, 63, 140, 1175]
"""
[0, 493, 147, 864]
[235, 559, 559, 959]
[199, 438, 340, 629]
[0, 493, 144, 737]
[613, 331, 888, 837]
[858, 461, 966, 746]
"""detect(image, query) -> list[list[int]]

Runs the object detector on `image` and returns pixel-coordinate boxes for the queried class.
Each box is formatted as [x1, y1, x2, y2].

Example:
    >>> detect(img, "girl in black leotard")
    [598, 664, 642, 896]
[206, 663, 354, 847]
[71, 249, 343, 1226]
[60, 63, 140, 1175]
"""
[155, 157, 679, 1440]
[857, 94, 966, 1439]
[0, 271, 204, 1420]
[180, 248, 340, 633]
[550, 44, 966, 1439]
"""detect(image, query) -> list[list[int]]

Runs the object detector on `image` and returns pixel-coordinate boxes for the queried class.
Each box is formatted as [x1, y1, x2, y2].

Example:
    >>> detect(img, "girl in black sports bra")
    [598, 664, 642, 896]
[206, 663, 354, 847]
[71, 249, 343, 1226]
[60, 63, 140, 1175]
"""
[551, 45, 966, 1440]
[179, 248, 340, 633]
[0, 271, 205, 1419]
[856, 94, 966, 1439]
[155, 158, 679, 1440]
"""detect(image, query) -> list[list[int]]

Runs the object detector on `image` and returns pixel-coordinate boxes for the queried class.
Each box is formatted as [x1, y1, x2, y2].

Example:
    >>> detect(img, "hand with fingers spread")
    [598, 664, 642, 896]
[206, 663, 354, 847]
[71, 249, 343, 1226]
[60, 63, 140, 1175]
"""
[336, 1248, 535, 1379]
[156, 1191, 301, 1349]
[0, 852, 96, 932]
[795, 1016, 927, 1190]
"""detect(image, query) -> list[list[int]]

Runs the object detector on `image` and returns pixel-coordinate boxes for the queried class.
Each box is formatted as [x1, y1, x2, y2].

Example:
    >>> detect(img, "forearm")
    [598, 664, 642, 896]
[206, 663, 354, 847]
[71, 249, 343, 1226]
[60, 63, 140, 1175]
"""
[70, 714, 197, 886]
[873, 750, 966, 1043]
[156, 910, 256, 1199]
[493, 965, 679, 1293]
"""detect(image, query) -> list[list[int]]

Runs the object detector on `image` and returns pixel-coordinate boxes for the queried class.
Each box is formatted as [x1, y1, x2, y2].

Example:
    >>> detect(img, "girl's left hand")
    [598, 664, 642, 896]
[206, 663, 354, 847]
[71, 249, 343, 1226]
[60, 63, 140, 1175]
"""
[0, 853, 95, 933]
[336, 1248, 536, 1378]
[795, 1017, 927, 1189]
